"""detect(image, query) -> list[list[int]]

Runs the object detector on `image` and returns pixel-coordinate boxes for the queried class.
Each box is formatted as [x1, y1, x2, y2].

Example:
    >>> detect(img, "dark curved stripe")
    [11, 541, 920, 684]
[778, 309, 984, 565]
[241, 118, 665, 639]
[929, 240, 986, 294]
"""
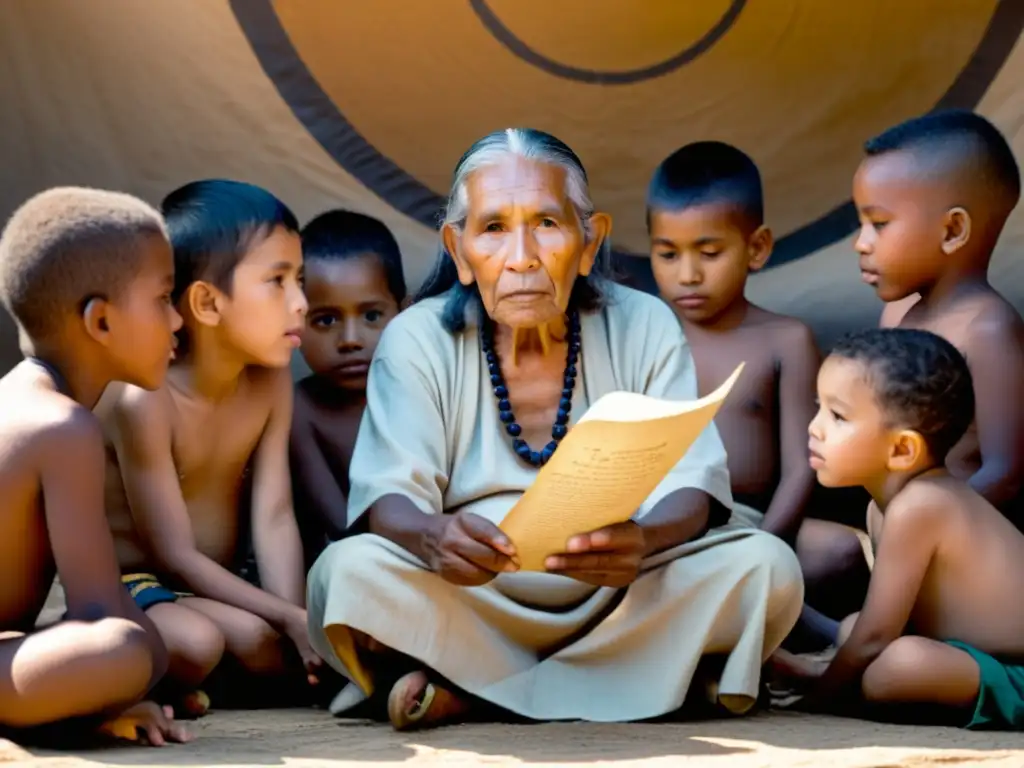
[230, 0, 1024, 278]
[469, 0, 746, 85]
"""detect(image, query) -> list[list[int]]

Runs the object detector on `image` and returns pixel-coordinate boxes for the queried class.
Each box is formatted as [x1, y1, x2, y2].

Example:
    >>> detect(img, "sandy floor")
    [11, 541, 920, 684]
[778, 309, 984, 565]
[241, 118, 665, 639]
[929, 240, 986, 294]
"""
[0, 708, 1020, 767]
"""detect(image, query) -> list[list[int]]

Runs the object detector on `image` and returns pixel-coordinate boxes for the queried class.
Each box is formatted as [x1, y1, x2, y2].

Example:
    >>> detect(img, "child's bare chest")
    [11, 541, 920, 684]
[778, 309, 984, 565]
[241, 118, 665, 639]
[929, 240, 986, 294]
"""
[309, 406, 362, 478]
[689, 333, 778, 419]
[170, 398, 270, 489]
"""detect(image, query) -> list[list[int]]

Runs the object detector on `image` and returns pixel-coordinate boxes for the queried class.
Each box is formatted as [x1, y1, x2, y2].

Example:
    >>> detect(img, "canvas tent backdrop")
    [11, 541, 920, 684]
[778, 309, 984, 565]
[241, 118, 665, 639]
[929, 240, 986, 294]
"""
[2, 0, 1024, 381]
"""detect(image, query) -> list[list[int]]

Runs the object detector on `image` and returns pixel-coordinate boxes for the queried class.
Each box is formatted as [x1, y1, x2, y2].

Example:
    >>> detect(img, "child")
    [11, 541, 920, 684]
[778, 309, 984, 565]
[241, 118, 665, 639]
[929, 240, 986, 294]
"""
[0, 187, 189, 745]
[290, 210, 405, 566]
[647, 141, 868, 619]
[97, 179, 321, 711]
[778, 327, 1024, 729]
[856, 110, 1024, 525]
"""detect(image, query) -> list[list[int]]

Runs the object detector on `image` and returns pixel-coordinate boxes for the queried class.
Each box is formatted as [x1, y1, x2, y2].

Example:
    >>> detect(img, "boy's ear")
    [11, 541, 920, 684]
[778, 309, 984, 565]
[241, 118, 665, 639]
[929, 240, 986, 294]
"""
[942, 207, 971, 255]
[886, 428, 928, 473]
[186, 281, 224, 328]
[81, 295, 112, 345]
[747, 225, 774, 272]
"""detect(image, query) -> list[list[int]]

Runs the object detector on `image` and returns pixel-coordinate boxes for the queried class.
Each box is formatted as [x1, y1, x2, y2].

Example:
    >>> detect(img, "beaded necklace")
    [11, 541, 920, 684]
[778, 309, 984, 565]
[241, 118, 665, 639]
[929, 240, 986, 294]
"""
[480, 311, 580, 467]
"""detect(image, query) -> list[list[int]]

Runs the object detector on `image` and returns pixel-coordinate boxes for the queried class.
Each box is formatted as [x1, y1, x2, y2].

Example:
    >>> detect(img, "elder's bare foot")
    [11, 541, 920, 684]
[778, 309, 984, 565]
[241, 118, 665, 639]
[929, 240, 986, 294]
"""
[387, 671, 471, 731]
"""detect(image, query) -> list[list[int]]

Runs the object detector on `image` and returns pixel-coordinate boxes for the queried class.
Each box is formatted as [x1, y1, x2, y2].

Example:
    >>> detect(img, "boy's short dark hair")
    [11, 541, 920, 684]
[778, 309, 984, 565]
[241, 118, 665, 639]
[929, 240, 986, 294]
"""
[864, 110, 1021, 211]
[646, 141, 764, 230]
[161, 179, 299, 303]
[830, 328, 974, 461]
[0, 187, 167, 340]
[301, 209, 407, 304]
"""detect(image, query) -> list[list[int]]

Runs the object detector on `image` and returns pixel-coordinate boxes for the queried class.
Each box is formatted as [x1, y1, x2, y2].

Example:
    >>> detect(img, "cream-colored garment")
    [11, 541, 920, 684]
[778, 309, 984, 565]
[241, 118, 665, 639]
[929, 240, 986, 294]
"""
[307, 282, 804, 721]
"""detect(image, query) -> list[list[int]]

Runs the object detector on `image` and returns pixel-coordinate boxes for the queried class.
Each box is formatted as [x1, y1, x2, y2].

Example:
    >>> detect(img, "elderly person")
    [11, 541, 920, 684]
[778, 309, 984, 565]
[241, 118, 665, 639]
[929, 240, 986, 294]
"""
[306, 128, 803, 730]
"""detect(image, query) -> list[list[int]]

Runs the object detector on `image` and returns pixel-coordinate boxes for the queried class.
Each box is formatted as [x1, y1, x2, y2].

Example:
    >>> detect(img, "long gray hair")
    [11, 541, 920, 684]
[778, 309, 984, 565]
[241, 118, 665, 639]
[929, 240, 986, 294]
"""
[416, 128, 612, 332]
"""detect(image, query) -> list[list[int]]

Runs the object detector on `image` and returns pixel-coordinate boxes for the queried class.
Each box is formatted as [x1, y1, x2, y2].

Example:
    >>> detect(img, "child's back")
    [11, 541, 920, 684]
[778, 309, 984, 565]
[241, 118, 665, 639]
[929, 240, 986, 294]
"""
[0, 187, 188, 743]
[290, 209, 406, 561]
[868, 474, 1024, 656]
[854, 110, 1024, 522]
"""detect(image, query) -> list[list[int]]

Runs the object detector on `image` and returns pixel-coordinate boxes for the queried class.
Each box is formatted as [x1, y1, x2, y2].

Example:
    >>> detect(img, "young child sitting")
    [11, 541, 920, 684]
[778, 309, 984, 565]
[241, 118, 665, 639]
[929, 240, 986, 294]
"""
[776, 327, 1024, 730]
[647, 141, 868, 620]
[856, 109, 1024, 525]
[0, 187, 189, 745]
[96, 179, 321, 712]
[290, 210, 406, 567]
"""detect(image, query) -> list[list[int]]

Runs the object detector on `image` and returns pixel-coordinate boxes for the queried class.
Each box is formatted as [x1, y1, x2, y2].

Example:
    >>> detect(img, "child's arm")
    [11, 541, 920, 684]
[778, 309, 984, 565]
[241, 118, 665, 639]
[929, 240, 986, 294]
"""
[288, 390, 348, 540]
[250, 371, 305, 606]
[809, 496, 940, 707]
[111, 387, 304, 634]
[41, 407, 168, 688]
[961, 318, 1024, 513]
[761, 323, 820, 543]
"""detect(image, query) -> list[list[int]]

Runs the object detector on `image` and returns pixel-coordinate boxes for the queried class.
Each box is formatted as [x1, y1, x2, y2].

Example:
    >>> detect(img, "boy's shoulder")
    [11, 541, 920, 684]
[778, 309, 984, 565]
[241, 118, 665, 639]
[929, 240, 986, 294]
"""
[884, 474, 973, 533]
[0, 371, 104, 469]
[731, 304, 818, 361]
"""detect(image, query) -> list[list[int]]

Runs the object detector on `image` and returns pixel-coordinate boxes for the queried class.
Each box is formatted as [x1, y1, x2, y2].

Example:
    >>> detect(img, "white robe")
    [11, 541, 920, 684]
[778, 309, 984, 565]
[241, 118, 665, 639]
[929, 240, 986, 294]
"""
[307, 282, 803, 721]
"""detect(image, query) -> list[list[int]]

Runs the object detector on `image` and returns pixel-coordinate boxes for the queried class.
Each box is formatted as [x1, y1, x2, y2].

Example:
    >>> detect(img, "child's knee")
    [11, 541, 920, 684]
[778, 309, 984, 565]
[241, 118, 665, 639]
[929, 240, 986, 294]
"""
[229, 613, 285, 674]
[84, 617, 153, 687]
[149, 605, 225, 680]
[861, 636, 930, 701]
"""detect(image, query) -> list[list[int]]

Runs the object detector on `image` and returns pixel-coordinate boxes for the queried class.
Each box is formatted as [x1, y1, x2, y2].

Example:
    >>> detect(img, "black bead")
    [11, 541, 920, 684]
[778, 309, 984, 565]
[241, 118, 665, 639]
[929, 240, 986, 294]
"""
[500, 411, 515, 423]
[506, 423, 522, 437]
[566, 365, 577, 377]
[494, 384, 508, 398]
[490, 374, 502, 386]
[488, 363, 500, 376]
[552, 424, 568, 439]
[561, 388, 572, 398]
[515, 442, 532, 458]
[556, 408, 569, 425]
[498, 399, 512, 412]
[564, 376, 575, 388]
[513, 439, 527, 452]
[486, 351, 497, 364]
[558, 397, 571, 411]
[529, 451, 541, 466]
[570, 342, 581, 353]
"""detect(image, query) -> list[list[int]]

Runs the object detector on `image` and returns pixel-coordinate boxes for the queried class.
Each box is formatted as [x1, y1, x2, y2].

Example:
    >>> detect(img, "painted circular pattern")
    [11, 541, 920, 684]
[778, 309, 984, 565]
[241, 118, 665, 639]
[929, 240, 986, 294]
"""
[231, 0, 1024, 276]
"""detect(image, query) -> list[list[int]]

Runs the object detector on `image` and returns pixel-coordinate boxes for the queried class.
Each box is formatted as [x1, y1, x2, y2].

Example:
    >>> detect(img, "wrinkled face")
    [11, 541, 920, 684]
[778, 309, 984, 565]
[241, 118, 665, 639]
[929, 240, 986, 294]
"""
[649, 203, 767, 324]
[218, 227, 308, 368]
[446, 156, 597, 329]
[852, 152, 948, 302]
[808, 355, 893, 488]
[299, 254, 399, 391]
[106, 235, 182, 390]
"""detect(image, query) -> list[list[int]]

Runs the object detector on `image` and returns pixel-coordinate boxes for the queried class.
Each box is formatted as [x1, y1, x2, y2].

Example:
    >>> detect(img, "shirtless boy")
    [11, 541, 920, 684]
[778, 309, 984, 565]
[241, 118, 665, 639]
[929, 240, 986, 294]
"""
[781, 328, 1024, 729]
[290, 210, 405, 566]
[856, 110, 1024, 525]
[647, 141, 867, 619]
[0, 187, 189, 745]
[97, 179, 320, 711]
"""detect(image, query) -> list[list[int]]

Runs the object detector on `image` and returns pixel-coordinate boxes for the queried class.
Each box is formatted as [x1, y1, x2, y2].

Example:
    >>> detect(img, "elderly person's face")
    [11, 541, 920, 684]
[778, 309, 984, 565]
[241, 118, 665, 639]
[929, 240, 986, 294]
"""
[443, 156, 611, 329]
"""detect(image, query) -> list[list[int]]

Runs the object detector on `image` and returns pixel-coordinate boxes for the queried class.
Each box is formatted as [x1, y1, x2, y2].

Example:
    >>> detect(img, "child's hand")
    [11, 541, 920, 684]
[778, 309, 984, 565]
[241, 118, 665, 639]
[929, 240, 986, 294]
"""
[99, 701, 193, 746]
[284, 608, 325, 685]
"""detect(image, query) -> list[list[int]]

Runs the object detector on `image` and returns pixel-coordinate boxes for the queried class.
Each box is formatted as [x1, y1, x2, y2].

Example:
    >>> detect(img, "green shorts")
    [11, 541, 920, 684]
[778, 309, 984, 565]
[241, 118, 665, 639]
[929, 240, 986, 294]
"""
[947, 640, 1024, 730]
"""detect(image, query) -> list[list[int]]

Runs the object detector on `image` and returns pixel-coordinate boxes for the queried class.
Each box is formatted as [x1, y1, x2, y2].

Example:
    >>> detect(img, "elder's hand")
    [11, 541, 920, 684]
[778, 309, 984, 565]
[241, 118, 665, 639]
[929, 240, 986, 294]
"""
[426, 511, 519, 586]
[544, 521, 645, 587]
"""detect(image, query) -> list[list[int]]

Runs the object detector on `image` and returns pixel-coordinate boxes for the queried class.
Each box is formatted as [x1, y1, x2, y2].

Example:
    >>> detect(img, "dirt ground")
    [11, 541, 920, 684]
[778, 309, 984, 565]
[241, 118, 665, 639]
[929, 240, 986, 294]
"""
[0, 708, 1021, 768]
